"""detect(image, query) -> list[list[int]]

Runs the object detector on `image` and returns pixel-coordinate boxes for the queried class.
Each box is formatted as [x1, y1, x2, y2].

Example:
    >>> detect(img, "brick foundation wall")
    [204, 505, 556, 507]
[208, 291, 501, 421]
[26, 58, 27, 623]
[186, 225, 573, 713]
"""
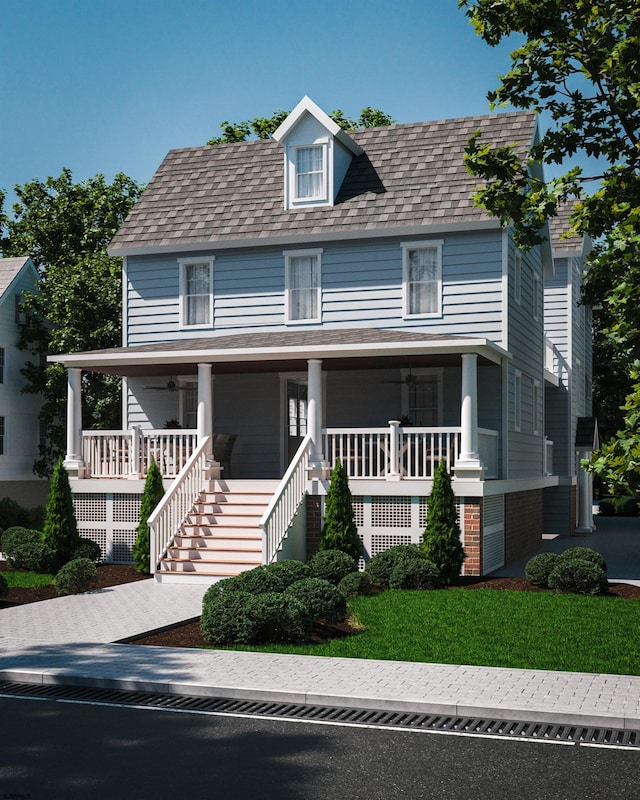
[505, 489, 543, 566]
[305, 494, 322, 559]
[463, 500, 482, 576]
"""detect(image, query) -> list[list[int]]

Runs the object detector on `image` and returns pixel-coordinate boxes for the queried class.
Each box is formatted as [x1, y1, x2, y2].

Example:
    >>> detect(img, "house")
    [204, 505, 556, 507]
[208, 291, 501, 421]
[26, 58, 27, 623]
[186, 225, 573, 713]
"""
[50, 97, 594, 579]
[0, 257, 48, 506]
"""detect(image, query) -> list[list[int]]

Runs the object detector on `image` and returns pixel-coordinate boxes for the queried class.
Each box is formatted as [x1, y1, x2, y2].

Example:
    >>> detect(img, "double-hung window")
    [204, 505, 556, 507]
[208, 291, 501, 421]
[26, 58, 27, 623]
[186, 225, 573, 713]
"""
[285, 250, 322, 323]
[402, 240, 443, 318]
[180, 258, 213, 328]
[294, 145, 326, 202]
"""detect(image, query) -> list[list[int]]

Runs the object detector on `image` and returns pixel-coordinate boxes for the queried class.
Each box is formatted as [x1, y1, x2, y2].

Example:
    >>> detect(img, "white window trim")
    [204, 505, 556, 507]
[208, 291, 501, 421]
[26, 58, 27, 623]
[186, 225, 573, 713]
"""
[401, 240, 443, 319]
[514, 369, 522, 432]
[514, 251, 522, 305]
[286, 141, 331, 209]
[533, 378, 540, 435]
[284, 248, 323, 325]
[179, 257, 214, 329]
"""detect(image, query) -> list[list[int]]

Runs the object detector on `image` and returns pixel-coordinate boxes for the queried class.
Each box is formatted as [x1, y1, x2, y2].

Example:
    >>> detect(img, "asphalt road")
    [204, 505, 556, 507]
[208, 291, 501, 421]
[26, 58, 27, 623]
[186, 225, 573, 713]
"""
[1, 696, 638, 799]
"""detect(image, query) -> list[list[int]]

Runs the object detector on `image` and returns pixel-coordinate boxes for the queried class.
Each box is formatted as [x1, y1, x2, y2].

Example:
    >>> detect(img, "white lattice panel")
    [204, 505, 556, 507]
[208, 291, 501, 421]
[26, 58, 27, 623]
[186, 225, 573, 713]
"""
[371, 533, 414, 556]
[371, 496, 412, 528]
[78, 527, 108, 561]
[73, 490, 142, 565]
[352, 496, 364, 527]
[113, 493, 142, 523]
[113, 529, 137, 564]
[75, 494, 107, 523]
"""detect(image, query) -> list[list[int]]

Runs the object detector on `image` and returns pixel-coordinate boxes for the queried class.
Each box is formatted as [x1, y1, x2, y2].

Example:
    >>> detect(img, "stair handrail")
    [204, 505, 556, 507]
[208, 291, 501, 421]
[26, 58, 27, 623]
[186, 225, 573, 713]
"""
[260, 434, 312, 564]
[148, 435, 212, 574]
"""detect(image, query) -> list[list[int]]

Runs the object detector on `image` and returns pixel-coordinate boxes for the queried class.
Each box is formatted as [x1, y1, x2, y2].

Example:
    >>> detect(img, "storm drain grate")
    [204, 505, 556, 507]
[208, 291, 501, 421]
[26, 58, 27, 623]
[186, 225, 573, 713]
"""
[1, 680, 638, 748]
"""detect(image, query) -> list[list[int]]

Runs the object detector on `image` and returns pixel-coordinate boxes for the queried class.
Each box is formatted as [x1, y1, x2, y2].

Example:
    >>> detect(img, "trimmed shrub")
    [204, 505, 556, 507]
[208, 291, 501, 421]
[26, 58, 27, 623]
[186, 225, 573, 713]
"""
[389, 558, 442, 590]
[319, 459, 361, 560]
[559, 547, 607, 573]
[0, 573, 8, 598]
[263, 560, 312, 591]
[247, 592, 312, 644]
[338, 570, 373, 597]
[548, 558, 608, 596]
[525, 553, 560, 587]
[421, 460, 465, 584]
[308, 549, 357, 585]
[43, 458, 80, 566]
[201, 590, 256, 644]
[229, 565, 289, 595]
[365, 544, 424, 589]
[54, 558, 98, 596]
[285, 577, 347, 623]
[0, 497, 45, 531]
[73, 537, 102, 563]
[2, 527, 57, 572]
[133, 458, 165, 574]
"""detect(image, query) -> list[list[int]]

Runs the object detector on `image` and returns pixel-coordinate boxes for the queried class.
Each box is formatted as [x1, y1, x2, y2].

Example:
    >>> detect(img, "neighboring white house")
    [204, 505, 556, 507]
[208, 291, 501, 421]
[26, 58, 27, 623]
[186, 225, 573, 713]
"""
[50, 97, 594, 578]
[0, 257, 48, 506]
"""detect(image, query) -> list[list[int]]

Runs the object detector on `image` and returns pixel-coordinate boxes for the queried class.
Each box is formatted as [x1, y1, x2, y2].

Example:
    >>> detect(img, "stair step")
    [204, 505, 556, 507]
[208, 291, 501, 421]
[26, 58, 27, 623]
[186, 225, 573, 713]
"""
[168, 547, 261, 561]
[181, 524, 262, 538]
[159, 559, 261, 575]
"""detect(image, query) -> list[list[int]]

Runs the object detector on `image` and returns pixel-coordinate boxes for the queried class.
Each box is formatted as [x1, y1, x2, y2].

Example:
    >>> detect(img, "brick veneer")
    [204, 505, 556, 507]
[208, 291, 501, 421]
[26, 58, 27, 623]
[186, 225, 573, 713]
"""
[462, 500, 482, 575]
[305, 494, 322, 559]
[505, 489, 543, 566]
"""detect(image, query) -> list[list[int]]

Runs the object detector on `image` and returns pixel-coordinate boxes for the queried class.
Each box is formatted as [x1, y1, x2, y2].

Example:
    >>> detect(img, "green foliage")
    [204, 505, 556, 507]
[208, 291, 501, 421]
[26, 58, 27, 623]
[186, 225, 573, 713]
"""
[548, 558, 608, 596]
[308, 548, 358, 585]
[0, 573, 8, 598]
[525, 553, 560, 587]
[200, 590, 257, 645]
[263, 560, 312, 590]
[54, 557, 98, 596]
[285, 577, 347, 623]
[365, 544, 425, 589]
[319, 460, 361, 560]
[42, 458, 79, 565]
[460, 1, 640, 486]
[133, 459, 164, 574]
[560, 547, 607, 574]
[248, 593, 311, 644]
[1, 169, 142, 475]
[420, 461, 465, 584]
[207, 107, 395, 144]
[389, 558, 442, 590]
[73, 537, 103, 563]
[338, 570, 374, 597]
[0, 497, 45, 531]
[1, 527, 57, 572]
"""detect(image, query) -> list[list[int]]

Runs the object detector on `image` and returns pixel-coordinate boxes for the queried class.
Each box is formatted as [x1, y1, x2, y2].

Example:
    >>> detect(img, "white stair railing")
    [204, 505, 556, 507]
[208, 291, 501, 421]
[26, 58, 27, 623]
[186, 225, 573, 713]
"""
[261, 435, 312, 564]
[148, 436, 212, 574]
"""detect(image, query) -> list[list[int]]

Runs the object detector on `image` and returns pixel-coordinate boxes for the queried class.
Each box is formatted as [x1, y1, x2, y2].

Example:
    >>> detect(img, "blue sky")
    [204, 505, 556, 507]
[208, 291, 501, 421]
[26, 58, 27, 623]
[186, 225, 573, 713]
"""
[1, 0, 520, 208]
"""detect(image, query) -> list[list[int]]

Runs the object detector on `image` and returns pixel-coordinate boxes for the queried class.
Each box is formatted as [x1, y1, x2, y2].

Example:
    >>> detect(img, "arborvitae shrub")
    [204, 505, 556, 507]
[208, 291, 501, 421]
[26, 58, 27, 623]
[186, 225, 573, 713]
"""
[133, 458, 164, 574]
[525, 553, 560, 587]
[73, 537, 102, 563]
[263, 560, 312, 590]
[247, 593, 311, 644]
[54, 558, 98, 596]
[0, 573, 8, 598]
[2, 527, 57, 572]
[308, 549, 357, 585]
[389, 558, 442, 590]
[365, 544, 424, 589]
[338, 570, 373, 597]
[43, 459, 80, 566]
[559, 547, 607, 574]
[285, 577, 347, 623]
[421, 460, 465, 584]
[548, 558, 608, 595]
[319, 459, 361, 560]
[200, 590, 256, 644]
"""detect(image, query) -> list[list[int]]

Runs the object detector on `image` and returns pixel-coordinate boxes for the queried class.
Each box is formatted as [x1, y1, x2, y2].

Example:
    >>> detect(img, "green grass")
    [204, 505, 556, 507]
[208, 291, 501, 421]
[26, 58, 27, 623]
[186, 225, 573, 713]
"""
[3, 571, 54, 588]
[220, 588, 640, 675]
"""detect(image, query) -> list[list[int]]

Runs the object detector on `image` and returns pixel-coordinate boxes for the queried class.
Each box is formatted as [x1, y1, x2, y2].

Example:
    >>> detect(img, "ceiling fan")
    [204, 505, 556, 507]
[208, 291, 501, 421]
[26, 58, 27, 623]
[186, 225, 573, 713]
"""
[382, 368, 428, 385]
[144, 377, 190, 391]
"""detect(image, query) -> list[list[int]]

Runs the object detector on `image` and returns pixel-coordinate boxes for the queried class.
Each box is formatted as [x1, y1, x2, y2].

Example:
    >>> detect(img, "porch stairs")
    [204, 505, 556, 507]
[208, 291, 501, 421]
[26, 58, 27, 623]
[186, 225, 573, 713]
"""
[155, 479, 279, 584]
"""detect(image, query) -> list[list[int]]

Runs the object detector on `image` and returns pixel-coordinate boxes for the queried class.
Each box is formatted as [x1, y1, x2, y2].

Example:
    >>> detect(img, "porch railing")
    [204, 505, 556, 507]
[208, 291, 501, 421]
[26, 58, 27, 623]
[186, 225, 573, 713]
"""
[261, 434, 312, 564]
[82, 429, 198, 478]
[148, 435, 212, 573]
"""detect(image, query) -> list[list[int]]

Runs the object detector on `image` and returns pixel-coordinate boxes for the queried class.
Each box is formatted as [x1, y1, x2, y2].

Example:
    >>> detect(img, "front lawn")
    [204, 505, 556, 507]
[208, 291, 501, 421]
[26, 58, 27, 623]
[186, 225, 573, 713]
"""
[3, 570, 55, 588]
[224, 588, 640, 675]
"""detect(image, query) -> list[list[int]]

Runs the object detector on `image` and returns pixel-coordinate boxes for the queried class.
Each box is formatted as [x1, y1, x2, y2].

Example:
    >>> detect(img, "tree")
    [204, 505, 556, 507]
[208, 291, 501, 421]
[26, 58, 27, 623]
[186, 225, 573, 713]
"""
[207, 107, 396, 144]
[421, 461, 465, 584]
[42, 457, 80, 566]
[133, 458, 165, 574]
[0, 169, 142, 475]
[319, 459, 361, 561]
[459, 1, 640, 489]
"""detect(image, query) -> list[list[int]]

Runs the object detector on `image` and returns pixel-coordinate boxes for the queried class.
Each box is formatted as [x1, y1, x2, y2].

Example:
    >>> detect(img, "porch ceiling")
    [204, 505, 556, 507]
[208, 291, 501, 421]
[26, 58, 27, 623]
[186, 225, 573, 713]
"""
[49, 329, 509, 376]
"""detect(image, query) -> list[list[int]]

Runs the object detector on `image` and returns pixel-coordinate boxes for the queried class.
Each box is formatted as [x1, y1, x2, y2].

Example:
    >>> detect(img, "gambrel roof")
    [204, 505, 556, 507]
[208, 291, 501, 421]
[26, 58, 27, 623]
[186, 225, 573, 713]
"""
[109, 111, 538, 255]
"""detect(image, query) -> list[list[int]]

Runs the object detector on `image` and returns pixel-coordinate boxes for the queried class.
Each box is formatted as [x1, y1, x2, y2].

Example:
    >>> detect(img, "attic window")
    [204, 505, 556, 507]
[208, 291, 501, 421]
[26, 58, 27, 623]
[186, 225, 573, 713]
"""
[295, 146, 326, 202]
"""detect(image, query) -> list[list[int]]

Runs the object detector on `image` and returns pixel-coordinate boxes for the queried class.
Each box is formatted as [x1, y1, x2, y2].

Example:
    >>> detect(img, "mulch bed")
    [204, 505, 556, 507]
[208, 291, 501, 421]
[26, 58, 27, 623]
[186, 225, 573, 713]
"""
[2, 563, 639, 649]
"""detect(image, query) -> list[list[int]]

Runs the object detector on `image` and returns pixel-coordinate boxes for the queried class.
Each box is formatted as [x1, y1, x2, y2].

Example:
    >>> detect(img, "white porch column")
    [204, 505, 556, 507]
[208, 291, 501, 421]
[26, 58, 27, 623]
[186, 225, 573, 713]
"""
[307, 358, 328, 477]
[197, 363, 213, 454]
[454, 353, 484, 480]
[576, 453, 596, 533]
[63, 367, 84, 476]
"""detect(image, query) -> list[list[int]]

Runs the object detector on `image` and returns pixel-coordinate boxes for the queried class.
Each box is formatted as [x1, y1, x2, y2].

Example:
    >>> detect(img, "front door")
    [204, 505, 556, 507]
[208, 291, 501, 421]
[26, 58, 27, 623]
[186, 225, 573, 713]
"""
[287, 379, 308, 464]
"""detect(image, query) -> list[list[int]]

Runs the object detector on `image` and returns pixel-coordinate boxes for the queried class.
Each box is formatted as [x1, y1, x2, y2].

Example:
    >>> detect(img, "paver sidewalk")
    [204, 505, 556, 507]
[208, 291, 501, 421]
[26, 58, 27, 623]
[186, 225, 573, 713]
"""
[1, 580, 639, 730]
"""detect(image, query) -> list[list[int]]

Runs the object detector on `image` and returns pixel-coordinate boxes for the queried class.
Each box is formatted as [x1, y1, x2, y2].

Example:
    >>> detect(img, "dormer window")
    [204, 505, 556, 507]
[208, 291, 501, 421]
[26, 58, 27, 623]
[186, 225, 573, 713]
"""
[295, 146, 325, 200]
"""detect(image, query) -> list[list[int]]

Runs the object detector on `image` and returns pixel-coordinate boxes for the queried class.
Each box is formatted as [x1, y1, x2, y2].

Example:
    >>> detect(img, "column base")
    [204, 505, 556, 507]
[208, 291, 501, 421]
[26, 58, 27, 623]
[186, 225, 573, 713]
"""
[453, 458, 485, 481]
[63, 458, 86, 479]
[308, 462, 331, 480]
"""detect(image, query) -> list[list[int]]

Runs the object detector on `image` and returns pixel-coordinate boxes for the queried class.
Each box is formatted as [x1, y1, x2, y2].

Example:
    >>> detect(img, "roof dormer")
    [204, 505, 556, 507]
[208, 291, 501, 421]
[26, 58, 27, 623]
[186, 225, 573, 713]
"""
[272, 96, 363, 211]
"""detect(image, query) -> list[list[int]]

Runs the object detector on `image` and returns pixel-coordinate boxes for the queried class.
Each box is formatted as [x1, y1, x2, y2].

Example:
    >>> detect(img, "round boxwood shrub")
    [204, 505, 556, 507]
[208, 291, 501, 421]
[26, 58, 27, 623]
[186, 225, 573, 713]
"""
[247, 592, 312, 643]
[525, 553, 560, 587]
[201, 590, 256, 645]
[308, 549, 357, 585]
[0, 573, 8, 598]
[285, 577, 347, 623]
[262, 560, 312, 591]
[365, 544, 424, 589]
[389, 558, 442, 590]
[547, 558, 608, 596]
[73, 537, 102, 563]
[2, 527, 58, 573]
[54, 558, 98, 596]
[559, 547, 607, 574]
[338, 570, 373, 597]
[229, 565, 288, 595]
